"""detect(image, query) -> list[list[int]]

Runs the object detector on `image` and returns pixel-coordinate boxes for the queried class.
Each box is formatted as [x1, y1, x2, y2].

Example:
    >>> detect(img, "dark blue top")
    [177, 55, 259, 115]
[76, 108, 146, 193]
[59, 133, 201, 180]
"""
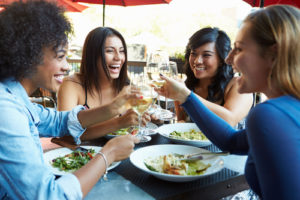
[182, 92, 300, 200]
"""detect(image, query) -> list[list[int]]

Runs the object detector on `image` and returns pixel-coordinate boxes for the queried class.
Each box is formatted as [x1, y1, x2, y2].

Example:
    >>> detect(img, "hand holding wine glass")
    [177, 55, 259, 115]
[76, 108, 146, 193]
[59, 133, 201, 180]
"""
[128, 75, 156, 142]
[154, 73, 191, 104]
[146, 50, 176, 121]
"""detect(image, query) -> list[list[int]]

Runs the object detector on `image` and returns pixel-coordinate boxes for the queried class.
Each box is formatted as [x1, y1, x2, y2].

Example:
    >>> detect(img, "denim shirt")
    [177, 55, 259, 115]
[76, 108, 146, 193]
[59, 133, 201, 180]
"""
[0, 79, 85, 200]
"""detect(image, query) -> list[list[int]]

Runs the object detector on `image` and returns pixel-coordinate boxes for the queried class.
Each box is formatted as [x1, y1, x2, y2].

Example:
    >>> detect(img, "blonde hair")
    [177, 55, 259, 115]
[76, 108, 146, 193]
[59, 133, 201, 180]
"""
[244, 5, 300, 99]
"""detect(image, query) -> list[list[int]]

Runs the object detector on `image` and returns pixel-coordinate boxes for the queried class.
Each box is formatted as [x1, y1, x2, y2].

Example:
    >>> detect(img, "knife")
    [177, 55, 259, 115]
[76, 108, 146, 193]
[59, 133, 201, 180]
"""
[51, 137, 89, 152]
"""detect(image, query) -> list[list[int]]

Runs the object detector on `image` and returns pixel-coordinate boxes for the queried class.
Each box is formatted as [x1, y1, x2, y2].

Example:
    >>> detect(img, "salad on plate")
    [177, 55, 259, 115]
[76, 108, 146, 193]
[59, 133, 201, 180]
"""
[51, 149, 96, 172]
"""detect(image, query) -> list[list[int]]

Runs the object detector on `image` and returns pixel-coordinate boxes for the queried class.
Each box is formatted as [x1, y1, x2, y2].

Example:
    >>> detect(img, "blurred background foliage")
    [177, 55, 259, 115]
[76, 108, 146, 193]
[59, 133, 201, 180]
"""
[66, 0, 252, 60]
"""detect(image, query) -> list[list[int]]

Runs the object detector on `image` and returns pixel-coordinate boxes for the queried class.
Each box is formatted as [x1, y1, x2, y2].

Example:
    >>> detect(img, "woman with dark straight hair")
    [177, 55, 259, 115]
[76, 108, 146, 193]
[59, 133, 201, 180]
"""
[175, 27, 253, 129]
[57, 27, 149, 140]
[79, 27, 129, 99]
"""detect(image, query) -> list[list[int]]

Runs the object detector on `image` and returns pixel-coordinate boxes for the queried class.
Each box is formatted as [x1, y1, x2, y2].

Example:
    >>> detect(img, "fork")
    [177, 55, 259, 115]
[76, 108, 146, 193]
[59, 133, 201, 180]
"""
[175, 151, 229, 161]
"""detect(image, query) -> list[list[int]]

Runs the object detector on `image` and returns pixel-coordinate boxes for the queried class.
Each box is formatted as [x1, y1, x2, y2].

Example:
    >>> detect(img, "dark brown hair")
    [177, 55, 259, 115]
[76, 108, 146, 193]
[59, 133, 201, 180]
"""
[79, 27, 129, 96]
[184, 27, 233, 103]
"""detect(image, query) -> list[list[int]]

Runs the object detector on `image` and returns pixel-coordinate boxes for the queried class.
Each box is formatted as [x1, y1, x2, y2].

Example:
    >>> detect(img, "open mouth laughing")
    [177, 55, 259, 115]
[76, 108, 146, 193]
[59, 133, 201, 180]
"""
[54, 74, 64, 83]
[108, 64, 121, 74]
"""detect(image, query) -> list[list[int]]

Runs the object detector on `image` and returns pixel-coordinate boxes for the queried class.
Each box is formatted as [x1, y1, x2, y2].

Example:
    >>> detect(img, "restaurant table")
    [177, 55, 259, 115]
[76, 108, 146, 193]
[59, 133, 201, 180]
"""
[80, 133, 250, 200]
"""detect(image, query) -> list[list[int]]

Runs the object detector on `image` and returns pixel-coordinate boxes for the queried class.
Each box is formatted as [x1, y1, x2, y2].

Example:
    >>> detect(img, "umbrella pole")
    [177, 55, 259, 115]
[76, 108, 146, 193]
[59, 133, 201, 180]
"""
[103, 0, 105, 26]
[259, 0, 264, 7]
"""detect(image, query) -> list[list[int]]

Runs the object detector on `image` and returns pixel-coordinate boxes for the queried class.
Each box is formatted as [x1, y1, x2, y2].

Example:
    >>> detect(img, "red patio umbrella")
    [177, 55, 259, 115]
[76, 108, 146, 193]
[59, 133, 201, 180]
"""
[56, 0, 89, 12]
[0, 0, 89, 12]
[243, 0, 300, 8]
[71, 0, 172, 26]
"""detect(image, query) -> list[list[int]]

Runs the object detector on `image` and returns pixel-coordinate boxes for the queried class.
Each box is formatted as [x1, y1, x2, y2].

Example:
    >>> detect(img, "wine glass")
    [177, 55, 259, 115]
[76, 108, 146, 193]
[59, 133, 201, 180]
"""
[164, 61, 178, 110]
[145, 50, 176, 121]
[129, 74, 156, 142]
[169, 61, 178, 78]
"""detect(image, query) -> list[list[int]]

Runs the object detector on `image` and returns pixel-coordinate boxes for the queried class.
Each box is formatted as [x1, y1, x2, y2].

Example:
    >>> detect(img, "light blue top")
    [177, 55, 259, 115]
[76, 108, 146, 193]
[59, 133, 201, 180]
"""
[0, 79, 86, 200]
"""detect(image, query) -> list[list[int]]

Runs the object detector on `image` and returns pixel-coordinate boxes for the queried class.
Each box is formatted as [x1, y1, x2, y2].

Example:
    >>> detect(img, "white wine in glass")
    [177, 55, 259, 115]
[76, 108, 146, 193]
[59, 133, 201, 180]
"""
[128, 76, 156, 142]
[145, 50, 176, 122]
[127, 97, 154, 115]
[147, 72, 165, 88]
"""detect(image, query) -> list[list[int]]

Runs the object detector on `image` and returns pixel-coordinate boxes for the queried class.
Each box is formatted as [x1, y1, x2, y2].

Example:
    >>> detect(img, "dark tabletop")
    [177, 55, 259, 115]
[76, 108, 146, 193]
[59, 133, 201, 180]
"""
[81, 134, 249, 200]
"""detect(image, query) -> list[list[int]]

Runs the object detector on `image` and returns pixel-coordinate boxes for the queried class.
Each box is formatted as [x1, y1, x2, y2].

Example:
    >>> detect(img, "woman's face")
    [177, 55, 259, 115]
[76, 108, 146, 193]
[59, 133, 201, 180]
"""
[189, 42, 220, 80]
[34, 44, 69, 92]
[226, 22, 273, 94]
[102, 35, 125, 80]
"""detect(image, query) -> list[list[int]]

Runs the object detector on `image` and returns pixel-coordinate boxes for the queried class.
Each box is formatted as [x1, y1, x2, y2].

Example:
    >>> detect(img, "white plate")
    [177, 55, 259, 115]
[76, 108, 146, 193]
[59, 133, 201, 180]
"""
[130, 144, 224, 182]
[44, 146, 121, 176]
[105, 122, 158, 139]
[156, 123, 212, 147]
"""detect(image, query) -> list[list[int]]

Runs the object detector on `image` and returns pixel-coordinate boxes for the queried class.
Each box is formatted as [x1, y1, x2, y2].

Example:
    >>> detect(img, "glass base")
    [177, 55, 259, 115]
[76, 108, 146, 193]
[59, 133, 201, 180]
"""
[157, 109, 176, 121]
[148, 105, 176, 121]
[136, 135, 151, 143]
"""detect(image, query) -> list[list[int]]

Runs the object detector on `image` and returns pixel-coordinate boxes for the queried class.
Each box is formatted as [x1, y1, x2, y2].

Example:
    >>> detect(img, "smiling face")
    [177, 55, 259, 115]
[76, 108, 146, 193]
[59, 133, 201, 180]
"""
[226, 22, 273, 94]
[33, 44, 69, 93]
[189, 42, 220, 81]
[101, 35, 125, 80]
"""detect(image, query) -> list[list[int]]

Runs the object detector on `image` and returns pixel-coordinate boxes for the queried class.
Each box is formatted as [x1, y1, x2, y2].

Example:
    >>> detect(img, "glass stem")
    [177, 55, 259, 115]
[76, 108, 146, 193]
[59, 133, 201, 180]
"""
[157, 95, 161, 109]
[165, 97, 168, 110]
[138, 114, 142, 135]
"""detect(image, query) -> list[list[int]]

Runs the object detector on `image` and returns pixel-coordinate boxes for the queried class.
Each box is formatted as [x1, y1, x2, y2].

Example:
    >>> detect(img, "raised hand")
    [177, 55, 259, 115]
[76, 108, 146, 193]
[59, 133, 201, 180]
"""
[155, 74, 191, 104]
[114, 85, 142, 113]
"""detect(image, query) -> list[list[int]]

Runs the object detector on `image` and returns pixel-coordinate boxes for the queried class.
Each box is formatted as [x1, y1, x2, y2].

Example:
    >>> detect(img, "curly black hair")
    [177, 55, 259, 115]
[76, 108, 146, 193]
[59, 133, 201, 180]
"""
[184, 27, 233, 104]
[0, 0, 73, 82]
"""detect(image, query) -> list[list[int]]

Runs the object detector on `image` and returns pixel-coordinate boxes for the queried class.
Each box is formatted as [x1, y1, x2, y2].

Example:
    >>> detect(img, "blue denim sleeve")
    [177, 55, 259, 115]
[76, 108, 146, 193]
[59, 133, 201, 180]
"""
[56, 174, 83, 200]
[181, 92, 248, 154]
[67, 105, 87, 145]
[36, 104, 86, 144]
[0, 96, 83, 199]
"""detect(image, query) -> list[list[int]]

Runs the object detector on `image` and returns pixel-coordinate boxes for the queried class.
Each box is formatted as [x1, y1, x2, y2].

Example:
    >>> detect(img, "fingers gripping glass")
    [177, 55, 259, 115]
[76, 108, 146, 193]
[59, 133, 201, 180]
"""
[129, 74, 156, 142]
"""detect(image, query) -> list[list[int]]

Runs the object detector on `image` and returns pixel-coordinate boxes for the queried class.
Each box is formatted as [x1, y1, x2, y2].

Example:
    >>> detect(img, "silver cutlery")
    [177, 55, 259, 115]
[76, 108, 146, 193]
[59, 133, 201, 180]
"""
[175, 151, 229, 161]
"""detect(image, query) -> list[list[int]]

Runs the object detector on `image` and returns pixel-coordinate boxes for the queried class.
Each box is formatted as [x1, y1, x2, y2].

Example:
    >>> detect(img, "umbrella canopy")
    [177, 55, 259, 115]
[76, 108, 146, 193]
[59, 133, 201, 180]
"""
[56, 0, 88, 12]
[243, 0, 300, 8]
[0, 0, 88, 12]
[71, 0, 172, 26]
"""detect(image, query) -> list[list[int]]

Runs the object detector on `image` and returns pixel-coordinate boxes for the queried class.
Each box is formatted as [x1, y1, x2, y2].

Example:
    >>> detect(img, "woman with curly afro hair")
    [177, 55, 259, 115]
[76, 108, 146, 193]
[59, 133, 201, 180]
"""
[0, 1, 139, 199]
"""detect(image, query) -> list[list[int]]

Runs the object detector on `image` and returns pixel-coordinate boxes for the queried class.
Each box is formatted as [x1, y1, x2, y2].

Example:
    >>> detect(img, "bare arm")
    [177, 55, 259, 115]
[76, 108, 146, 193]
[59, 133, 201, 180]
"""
[80, 109, 139, 140]
[193, 78, 253, 126]
[156, 75, 252, 126]
[57, 77, 82, 111]
[73, 134, 139, 197]
[57, 79, 140, 138]
[58, 78, 139, 128]
[174, 100, 187, 122]
[57, 78, 142, 197]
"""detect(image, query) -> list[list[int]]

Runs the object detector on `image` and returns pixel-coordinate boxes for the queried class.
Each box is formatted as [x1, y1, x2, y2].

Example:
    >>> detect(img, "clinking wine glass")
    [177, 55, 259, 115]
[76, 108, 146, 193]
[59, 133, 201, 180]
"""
[128, 75, 156, 142]
[145, 50, 176, 121]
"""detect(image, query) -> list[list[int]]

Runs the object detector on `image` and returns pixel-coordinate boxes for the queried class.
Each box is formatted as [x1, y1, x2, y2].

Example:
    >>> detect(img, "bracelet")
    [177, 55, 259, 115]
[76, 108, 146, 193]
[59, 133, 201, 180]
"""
[97, 151, 108, 181]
